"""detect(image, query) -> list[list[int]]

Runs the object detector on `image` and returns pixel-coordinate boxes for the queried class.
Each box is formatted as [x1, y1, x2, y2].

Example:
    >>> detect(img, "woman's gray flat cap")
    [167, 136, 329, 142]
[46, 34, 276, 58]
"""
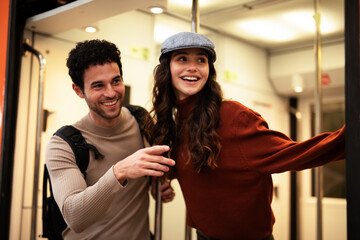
[160, 32, 216, 62]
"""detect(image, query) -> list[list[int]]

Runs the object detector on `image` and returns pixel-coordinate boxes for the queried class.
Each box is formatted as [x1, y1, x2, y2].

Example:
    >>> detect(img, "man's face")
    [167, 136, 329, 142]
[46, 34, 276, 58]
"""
[73, 62, 125, 128]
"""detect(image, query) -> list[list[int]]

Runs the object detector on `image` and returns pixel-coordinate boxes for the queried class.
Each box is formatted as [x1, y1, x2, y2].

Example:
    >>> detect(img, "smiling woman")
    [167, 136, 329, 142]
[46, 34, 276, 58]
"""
[148, 31, 345, 240]
[170, 48, 209, 100]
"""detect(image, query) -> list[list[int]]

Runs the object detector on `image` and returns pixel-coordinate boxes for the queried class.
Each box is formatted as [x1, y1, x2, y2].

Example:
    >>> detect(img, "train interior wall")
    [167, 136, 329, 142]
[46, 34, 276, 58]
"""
[10, 10, 345, 240]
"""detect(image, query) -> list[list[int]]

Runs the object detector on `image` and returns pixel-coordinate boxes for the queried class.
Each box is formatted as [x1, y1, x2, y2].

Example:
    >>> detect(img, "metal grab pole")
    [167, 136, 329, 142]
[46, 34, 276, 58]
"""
[191, 0, 199, 33]
[313, 0, 323, 239]
[154, 0, 202, 237]
[154, 180, 163, 240]
[23, 43, 46, 240]
[185, 1, 199, 240]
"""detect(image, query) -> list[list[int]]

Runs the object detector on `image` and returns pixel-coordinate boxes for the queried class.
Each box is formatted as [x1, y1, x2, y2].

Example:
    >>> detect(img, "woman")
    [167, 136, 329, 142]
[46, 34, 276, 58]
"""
[149, 32, 345, 240]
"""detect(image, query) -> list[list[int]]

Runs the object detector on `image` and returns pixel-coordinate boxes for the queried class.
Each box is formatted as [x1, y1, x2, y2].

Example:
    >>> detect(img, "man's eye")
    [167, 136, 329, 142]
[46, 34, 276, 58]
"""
[113, 79, 123, 86]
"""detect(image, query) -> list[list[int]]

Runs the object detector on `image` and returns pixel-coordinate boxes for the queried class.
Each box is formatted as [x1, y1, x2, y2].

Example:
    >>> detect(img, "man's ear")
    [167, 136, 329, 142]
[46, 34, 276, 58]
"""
[72, 83, 85, 98]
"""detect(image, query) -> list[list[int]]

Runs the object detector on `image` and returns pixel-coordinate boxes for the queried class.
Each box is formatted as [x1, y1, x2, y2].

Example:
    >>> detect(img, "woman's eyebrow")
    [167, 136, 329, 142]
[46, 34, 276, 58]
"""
[173, 51, 207, 57]
[172, 51, 189, 57]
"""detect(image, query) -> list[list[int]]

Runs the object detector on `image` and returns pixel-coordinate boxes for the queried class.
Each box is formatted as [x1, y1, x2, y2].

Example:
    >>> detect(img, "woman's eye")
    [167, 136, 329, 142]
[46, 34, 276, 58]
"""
[178, 56, 186, 61]
[198, 57, 207, 63]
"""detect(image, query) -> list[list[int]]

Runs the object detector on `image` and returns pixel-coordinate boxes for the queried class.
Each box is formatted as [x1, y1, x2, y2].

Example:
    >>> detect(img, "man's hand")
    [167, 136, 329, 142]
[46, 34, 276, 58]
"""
[151, 177, 175, 203]
[113, 145, 175, 184]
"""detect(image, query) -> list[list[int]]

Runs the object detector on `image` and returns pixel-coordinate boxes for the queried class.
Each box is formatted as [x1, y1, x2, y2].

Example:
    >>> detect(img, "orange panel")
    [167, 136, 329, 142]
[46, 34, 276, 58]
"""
[0, 0, 10, 159]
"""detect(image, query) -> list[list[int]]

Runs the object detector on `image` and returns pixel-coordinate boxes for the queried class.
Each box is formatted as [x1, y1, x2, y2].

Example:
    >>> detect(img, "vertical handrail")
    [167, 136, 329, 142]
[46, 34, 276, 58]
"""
[313, 0, 323, 240]
[191, 0, 199, 33]
[185, 1, 199, 240]
[23, 43, 46, 240]
[154, 180, 162, 240]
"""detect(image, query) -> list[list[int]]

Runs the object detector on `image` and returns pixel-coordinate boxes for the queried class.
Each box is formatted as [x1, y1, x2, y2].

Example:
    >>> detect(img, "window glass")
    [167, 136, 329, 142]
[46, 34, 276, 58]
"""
[311, 102, 345, 198]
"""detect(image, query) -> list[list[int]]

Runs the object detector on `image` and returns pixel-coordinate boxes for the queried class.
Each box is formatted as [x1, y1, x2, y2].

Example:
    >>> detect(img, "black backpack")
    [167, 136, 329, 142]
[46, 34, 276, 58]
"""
[40, 105, 151, 239]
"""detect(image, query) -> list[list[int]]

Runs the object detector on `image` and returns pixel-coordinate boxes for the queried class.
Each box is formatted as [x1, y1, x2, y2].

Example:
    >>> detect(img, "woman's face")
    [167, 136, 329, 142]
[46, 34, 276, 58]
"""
[170, 48, 209, 101]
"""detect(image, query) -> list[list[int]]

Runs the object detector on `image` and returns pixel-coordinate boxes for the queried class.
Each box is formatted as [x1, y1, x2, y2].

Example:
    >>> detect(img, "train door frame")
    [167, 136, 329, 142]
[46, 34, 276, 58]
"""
[0, 0, 26, 239]
[0, 1, 360, 240]
[344, 1, 360, 239]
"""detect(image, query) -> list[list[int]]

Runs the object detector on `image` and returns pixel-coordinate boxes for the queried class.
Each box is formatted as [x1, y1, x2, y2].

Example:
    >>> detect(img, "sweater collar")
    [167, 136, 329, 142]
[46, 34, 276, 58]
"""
[82, 107, 131, 136]
[175, 93, 200, 121]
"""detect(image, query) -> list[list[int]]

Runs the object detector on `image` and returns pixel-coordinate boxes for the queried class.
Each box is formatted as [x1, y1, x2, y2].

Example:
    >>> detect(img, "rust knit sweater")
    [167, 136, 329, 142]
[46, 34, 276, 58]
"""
[174, 95, 345, 240]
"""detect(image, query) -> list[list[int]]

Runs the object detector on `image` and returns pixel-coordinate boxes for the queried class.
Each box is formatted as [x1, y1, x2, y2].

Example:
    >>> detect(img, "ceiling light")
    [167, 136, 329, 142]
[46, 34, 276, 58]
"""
[238, 19, 296, 42]
[150, 7, 164, 14]
[84, 26, 97, 33]
[282, 11, 314, 32]
[294, 85, 303, 93]
[282, 11, 337, 34]
[291, 74, 304, 93]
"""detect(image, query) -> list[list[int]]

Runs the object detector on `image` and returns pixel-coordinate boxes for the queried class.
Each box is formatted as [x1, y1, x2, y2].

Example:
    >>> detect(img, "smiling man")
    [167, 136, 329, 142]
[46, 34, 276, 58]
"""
[45, 39, 175, 240]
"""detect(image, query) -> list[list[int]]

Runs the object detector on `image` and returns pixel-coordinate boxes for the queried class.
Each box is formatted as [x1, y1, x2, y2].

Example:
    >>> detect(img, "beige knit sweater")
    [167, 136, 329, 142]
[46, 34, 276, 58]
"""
[45, 107, 151, 240]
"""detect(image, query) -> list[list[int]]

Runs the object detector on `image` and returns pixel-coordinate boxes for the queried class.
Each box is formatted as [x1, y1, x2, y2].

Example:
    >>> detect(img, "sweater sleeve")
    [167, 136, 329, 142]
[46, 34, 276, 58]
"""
[227, 102, 345, 174]
[45, 135, 125, 233]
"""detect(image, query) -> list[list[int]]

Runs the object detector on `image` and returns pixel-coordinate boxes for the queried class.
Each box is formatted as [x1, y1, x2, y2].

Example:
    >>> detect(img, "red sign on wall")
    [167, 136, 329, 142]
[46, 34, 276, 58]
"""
[322, 73, 332, 86]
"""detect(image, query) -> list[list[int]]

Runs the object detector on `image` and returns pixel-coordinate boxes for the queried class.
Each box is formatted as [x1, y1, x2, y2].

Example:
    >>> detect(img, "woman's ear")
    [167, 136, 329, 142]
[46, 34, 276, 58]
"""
[72, 83, 85, 98]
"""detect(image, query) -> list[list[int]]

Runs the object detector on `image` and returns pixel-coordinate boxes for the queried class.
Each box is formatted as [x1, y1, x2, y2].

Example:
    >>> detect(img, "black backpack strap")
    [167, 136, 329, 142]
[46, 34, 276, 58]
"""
[41, 164, 67, 239]
[125, 105, 153, 145]
[54, 125, 104, 176]
[41, 164, 51, 238]
[41, 126, 104, 239]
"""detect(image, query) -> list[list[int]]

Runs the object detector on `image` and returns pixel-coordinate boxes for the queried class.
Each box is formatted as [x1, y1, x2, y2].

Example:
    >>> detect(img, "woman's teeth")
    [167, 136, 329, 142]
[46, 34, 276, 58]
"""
[182, 76, 198, 81]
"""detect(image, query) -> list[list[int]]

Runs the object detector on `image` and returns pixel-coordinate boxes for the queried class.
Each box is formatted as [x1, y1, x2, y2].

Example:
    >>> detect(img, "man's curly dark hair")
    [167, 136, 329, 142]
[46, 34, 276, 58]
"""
[66, 39, 123, 91]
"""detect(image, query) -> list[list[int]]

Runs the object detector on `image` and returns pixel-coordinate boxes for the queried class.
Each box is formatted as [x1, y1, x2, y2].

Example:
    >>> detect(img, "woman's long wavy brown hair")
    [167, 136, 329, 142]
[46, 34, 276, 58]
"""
[148, 52, 223, 173]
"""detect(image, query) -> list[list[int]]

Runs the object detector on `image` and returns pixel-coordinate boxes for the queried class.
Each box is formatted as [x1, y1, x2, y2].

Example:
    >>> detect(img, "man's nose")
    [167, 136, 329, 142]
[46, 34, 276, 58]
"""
[104, 85, 116, 97]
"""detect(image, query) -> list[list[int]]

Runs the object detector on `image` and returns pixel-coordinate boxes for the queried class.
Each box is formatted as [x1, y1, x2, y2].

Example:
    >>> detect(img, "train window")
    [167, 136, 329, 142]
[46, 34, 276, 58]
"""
[124, 85, 131, 106]
[310, 102, 346, 198]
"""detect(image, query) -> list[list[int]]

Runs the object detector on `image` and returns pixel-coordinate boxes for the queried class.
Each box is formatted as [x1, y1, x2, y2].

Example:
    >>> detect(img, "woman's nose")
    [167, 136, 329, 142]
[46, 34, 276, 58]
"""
[186, 61, 197, 71]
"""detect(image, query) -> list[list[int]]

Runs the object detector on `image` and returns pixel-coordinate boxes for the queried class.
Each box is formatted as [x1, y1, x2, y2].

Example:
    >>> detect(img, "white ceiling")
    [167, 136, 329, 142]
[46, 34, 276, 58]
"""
[162, 0, 344, 52]
[26, 0, 345, 52]
[25, 0, 167, 35]
[25, 0, 345, 97]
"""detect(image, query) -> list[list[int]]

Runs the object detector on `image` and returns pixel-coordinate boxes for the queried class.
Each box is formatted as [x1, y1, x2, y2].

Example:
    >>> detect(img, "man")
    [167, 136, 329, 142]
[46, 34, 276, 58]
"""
[45, 39, 175, 239]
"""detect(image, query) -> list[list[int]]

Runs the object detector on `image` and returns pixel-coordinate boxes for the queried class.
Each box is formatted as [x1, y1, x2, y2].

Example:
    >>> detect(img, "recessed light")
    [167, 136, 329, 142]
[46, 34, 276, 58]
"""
[150, 7, 164, 14]
[292, 74, 304, 93]
[85, 26, 97, 33]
